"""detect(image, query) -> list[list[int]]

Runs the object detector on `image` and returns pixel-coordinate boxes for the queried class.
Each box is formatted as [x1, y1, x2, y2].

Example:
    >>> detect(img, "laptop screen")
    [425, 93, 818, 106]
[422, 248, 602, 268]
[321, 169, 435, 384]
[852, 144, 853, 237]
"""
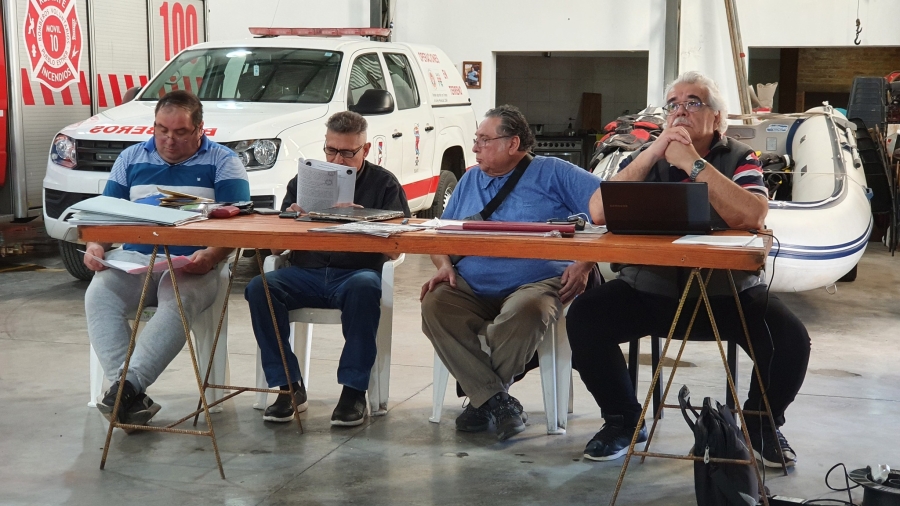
[601, 182, 711, 235]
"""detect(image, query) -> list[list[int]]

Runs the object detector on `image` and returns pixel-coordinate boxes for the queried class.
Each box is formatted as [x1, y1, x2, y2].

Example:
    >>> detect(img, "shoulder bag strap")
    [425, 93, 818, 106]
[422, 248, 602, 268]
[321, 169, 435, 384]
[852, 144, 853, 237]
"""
[478, 154, 533, 220]
[449, 155, 533, 266]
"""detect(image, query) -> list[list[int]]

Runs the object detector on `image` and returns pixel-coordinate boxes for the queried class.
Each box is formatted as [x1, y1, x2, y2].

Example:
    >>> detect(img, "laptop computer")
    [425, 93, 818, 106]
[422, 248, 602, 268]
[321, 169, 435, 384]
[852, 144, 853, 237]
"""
[305, 207, 405, 222]
[601, 182, 711, 235]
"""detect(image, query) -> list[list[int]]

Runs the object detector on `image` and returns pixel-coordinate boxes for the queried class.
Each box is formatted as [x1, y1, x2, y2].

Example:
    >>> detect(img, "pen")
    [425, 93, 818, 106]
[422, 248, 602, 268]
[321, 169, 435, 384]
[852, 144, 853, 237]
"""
[401, 218, 409, 225]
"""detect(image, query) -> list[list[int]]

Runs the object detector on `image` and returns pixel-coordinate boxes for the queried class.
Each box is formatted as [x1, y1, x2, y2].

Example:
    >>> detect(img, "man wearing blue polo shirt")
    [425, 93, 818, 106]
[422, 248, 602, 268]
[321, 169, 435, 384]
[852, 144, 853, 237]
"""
[83, 90, 250, 429]
[420, 105, 604, 441]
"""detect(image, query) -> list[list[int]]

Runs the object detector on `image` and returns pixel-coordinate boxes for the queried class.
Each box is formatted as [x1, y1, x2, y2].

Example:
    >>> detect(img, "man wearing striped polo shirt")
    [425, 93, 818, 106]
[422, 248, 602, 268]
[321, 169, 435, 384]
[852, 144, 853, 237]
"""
[83, 90, 250, 429]
[566, 71, 809, 468]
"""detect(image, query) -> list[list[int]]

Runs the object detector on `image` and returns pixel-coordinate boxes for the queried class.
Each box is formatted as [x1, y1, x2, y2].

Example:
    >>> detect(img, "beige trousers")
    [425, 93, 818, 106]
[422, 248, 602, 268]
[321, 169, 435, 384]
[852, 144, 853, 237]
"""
[421, 273, 562, 407]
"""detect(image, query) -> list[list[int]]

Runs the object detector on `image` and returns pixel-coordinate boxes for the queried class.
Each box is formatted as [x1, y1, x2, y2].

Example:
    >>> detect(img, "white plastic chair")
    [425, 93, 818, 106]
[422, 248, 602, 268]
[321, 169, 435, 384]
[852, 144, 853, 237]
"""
[253, 253, 405, 417]
[88, 262, 232, 412]
[430, 306, 574, 435]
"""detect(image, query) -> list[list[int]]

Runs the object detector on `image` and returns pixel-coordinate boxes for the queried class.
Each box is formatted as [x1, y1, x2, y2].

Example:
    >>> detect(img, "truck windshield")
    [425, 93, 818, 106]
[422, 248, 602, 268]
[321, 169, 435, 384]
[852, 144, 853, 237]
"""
[140, 47, 343, 103]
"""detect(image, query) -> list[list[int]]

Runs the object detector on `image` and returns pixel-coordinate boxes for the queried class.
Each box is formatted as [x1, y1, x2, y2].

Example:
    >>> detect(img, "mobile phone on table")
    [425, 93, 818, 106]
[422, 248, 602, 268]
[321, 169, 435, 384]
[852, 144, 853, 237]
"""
[255, 208, 281, 215]
[279, 211, 299, 219]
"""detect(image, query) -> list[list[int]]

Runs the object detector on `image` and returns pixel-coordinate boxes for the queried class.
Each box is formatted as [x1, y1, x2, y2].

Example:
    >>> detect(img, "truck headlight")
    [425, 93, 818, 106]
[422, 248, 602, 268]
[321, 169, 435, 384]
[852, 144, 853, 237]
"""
[223, 139, 280, 170]
[50, 134, 77, 168]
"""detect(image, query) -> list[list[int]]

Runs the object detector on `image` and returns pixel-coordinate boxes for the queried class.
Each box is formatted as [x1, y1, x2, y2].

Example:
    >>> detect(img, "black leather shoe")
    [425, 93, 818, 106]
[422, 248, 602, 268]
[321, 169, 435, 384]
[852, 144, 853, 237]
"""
[331, 386, 367, 427]
[263, 384, 308, 423]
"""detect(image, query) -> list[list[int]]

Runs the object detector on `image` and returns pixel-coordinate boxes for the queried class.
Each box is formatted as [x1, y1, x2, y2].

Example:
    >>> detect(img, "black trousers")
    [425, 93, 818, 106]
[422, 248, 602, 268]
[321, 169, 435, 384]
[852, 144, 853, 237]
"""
[567, 278, 810, 429]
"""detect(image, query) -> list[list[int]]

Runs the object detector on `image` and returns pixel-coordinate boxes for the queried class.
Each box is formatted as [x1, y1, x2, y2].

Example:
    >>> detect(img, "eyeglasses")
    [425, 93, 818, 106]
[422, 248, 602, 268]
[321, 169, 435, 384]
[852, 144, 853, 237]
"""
[472, 135, 511, 148]
[662, 100, 708, 114]
[154, 125, 198, 143]
[323, 144, 365, 158]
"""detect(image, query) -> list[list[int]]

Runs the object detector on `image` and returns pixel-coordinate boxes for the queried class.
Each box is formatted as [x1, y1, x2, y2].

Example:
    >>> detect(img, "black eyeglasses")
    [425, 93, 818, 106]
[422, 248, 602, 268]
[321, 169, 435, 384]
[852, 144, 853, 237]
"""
[662, 100, 708, 114]
[323, 144, 365, 158]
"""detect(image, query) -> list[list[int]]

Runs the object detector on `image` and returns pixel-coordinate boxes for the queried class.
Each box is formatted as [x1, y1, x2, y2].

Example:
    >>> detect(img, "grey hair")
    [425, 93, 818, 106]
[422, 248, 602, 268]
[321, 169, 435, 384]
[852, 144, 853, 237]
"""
[484, 104, 535, 152]
[326, 111, 368, 136]
[664, 71, 728, 133]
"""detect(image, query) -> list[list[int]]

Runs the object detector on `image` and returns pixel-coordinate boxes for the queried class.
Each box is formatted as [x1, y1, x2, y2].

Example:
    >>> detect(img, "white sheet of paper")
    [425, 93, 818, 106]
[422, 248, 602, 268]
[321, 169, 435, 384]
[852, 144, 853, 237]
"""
[672, 234, 758, 247]
[80, 251, 192, 274]
[296, 158, 356, 211]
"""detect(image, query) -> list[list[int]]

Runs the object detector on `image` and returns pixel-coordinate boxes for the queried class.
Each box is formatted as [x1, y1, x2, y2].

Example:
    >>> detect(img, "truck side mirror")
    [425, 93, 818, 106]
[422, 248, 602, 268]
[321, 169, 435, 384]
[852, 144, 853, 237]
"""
[350, 89, 394, 115]
[122, 86, 142, 104]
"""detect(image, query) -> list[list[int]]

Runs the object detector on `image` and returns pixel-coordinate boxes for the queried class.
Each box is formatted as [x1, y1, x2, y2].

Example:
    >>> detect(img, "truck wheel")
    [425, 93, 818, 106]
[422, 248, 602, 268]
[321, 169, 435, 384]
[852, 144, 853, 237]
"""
[59, 240, 95, 281]
[419, 170, 457, 218]
[837, 264, 858, 282]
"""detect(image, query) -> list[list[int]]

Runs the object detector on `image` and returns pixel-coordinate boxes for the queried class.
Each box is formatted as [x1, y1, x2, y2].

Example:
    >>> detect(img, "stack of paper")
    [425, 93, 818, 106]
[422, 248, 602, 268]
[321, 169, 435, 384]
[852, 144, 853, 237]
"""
[68, 196, 207, 226]
[157, 188, 214, 208]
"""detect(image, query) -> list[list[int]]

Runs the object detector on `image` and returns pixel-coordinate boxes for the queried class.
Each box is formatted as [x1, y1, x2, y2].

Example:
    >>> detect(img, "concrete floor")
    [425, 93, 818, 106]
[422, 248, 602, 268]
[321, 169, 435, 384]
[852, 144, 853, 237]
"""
[1, 242, 898, 505]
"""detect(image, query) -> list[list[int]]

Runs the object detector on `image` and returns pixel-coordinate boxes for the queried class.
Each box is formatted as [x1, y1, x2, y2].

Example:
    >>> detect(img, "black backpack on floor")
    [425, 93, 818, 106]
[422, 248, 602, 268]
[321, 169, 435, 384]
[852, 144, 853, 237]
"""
[678, 385, 758, 506]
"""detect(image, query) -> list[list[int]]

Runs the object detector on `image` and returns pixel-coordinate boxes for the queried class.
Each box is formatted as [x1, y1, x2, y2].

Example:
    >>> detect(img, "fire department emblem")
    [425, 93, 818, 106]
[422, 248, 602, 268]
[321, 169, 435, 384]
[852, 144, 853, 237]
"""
[24, 0, 83, 92]
[372, 135, 386, 166]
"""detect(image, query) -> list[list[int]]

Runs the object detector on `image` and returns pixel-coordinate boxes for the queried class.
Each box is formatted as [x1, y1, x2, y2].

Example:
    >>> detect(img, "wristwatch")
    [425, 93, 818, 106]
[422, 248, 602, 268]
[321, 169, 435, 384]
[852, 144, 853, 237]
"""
[690, 159, 707, 181]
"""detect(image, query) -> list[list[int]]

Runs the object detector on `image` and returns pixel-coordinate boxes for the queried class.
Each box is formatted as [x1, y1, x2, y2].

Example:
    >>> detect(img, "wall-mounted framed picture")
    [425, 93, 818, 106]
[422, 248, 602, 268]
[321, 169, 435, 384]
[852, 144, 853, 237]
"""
[463, 61, 481, 89]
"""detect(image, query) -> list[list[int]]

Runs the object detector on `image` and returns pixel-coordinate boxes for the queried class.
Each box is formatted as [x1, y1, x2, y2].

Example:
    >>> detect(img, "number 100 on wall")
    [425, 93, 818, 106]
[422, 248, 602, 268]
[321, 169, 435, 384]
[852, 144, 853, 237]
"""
[159, 1, 200, 61]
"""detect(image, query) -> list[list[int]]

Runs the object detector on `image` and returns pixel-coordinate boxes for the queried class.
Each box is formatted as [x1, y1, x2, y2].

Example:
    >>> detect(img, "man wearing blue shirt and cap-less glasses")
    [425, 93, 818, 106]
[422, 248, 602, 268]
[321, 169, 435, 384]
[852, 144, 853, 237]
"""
[420, 104, 605, 441]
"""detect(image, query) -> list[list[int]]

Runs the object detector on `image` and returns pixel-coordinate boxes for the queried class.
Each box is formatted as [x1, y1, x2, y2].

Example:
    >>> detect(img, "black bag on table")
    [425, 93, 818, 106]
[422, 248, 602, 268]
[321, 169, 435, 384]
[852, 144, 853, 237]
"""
[678, 385, 758, 506]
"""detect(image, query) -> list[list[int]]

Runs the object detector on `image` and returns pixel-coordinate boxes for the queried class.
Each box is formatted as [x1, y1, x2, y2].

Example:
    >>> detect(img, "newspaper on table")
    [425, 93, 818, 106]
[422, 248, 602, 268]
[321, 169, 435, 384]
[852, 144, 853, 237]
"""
[296, 158, 357, 211]
[308, 222, 422, 238]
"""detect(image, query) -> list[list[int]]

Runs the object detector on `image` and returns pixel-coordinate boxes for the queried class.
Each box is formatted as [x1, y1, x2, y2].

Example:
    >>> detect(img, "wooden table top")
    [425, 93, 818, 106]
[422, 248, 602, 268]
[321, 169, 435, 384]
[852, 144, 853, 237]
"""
[79, 216, 772, 271]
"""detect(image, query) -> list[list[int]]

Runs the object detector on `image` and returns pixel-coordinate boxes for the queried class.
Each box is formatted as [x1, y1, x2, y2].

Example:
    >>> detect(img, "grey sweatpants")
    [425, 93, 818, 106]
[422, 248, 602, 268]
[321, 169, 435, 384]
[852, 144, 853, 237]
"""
[85, 249, 219, 393]
[421, 274, 563, 407]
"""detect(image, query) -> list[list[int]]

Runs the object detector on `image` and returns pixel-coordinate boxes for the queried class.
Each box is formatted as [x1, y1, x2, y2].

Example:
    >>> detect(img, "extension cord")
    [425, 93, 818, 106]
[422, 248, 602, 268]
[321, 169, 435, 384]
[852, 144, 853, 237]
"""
[765, 496, 806, 505]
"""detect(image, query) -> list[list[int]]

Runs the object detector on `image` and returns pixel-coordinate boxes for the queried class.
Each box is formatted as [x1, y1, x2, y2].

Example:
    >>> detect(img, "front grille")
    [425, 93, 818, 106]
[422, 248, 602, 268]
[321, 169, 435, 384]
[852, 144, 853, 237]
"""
[251, 195, 277, 209]
[75, 140, 140, 172]
[44, 188, 96, 219]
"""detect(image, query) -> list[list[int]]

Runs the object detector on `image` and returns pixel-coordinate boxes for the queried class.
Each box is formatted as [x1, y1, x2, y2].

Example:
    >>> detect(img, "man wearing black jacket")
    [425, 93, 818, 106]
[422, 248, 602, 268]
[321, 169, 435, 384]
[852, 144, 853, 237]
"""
[245, 111, 410, 427]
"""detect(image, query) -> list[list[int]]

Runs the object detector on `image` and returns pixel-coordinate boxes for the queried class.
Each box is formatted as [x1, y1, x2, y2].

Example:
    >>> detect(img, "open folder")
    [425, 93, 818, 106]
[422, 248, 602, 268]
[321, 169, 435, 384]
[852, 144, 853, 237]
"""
[68, 196, 207, 226]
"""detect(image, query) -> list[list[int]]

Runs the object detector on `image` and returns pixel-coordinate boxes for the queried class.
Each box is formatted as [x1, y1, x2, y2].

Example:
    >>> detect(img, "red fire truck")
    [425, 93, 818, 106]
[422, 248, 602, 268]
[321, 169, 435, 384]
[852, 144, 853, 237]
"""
[1, 0, 207, 222]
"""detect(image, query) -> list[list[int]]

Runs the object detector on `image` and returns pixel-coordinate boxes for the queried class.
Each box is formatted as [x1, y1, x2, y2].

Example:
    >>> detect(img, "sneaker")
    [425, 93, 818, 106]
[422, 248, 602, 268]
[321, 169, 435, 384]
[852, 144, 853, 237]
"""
[263, 384, 309, 423]
[331, 386, 367, 427]
[124, 393, 161, 427]
[96, 380, 160, 431]
[455, 399, 494, 432]
[748, 426, 797, 468]
[489, 393, 527, 441]
[583, 415, 647, 462]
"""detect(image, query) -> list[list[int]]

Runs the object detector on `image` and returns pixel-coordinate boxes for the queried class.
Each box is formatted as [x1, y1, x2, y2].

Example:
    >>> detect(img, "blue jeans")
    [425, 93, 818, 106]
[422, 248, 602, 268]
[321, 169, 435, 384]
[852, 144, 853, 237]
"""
[245, 266, 382, 392]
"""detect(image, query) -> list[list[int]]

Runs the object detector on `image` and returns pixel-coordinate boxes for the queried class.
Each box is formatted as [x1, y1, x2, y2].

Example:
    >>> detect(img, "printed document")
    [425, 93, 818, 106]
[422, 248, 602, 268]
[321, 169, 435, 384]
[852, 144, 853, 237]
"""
[80, 250, 192, 274]
[297, 158, 356, 211]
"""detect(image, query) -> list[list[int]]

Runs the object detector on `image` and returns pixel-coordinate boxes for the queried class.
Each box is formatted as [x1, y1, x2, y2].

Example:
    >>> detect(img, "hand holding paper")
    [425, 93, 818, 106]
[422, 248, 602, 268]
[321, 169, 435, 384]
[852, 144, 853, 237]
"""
[296, 158, 357, 211]
[79, 250, 192, 274]
[83, 242, 108, 272]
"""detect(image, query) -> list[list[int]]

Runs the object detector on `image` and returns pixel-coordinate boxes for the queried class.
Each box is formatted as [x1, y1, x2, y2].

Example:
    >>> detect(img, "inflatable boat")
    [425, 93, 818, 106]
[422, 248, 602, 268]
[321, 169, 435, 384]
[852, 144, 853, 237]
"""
[592, 105, 872, 292]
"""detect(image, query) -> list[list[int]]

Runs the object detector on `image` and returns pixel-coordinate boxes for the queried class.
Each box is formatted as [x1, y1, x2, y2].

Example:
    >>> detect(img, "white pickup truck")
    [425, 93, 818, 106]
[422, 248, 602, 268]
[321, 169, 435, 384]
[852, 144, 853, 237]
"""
[42, 30, 477, 280]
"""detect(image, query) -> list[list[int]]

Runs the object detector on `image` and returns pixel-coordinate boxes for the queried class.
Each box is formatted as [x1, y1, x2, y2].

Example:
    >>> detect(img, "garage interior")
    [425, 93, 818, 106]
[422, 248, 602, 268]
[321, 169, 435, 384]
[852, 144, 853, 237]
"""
[3, 0, 900, 504]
